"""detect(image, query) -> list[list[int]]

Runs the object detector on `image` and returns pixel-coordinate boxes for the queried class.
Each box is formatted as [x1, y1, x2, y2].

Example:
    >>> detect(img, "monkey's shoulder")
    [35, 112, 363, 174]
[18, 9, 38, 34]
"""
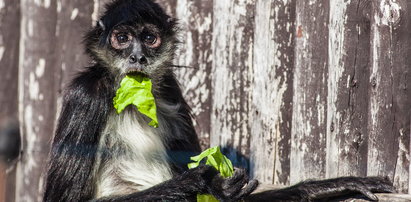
[67, 66, 115, 99]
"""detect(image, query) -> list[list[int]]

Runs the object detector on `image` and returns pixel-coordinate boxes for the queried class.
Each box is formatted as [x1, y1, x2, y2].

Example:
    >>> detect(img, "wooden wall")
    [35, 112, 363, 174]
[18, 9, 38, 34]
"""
[0, 0, 410, 201]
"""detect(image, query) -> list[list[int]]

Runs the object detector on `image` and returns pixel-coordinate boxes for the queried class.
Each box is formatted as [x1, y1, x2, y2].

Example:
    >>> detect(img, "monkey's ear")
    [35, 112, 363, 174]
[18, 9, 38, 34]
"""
[98, 20, 106, 31]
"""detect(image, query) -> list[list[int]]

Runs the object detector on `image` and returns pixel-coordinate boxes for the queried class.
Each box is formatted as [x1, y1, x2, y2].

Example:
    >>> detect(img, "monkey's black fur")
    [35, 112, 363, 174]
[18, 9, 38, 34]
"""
[44, 0, 394, 201]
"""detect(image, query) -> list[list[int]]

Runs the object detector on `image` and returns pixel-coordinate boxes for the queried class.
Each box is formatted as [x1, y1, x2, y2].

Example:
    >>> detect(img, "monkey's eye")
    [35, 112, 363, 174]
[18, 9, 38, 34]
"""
[143, 34, 156, 44]
[116, 33, 130, 44]
[142, 33, 161, 48]
[110, 31, 132, 49]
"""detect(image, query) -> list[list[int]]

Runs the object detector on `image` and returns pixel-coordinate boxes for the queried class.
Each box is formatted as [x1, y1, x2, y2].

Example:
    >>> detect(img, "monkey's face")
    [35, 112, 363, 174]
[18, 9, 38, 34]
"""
[104, 23, 174, 76]
[85, 0, 176, 78]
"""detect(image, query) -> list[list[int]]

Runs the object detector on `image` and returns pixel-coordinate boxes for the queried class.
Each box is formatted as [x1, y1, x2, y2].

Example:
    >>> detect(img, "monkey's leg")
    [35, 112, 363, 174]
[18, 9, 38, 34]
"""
[93, 165, 258, 202]
[246, 176, 395, 202]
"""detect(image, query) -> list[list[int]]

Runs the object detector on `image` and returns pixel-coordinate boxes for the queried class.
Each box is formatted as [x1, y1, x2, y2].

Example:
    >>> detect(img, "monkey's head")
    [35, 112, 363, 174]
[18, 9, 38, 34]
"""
[85, 0, 177, 77]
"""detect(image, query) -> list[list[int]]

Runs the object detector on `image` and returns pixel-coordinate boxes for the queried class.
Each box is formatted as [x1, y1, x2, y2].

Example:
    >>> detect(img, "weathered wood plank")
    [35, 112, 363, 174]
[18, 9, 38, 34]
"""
[290, 0, 329, 184]
[210, 0, 255, 169]
[17, 1, 59, 201]
[54, 0, 96, 92]
[388, 0, 411, 194]
[0, 0, 21, 201]
[326, 0, 372, 178]
[16, 1, 98, 201]
[249, 0, 295, 185]
[367, 0, 411, 193]
[174, 0, 213, 150]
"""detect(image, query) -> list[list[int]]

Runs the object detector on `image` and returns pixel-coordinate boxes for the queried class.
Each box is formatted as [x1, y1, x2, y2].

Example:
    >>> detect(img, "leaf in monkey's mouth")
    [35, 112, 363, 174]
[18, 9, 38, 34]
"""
[113, 73, 158, 128]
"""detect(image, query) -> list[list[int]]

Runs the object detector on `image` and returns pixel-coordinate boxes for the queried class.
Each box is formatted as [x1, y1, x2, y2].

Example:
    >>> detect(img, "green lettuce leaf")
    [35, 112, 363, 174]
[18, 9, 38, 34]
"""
[113, 74, 158, 128]
[188, 146, 234, 202]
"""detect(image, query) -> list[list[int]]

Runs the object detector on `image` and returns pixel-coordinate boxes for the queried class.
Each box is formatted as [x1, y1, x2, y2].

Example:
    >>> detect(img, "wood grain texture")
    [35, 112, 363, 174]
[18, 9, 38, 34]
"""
[290, 0, 329, 184]
[16, 1, 98, 201]
[0, 0, 20, 201]
[210, 0, 255, 169]
[326, 0, 371, 178]
[174, 0, 213, 150]
[367, 0, 411, 193]
[249, 0, 295, 185]
[17, 1, 59, 201]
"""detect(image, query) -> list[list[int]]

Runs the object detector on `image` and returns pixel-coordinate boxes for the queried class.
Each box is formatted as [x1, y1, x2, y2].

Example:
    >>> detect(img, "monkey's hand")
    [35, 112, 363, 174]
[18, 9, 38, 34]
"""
[247, 176, 394, 202]
[294, 176, 395, 201]
[192, 166, 258, 201]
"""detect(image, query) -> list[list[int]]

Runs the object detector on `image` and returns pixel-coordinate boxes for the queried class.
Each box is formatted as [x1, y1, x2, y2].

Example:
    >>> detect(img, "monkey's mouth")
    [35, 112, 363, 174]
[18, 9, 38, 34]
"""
[125, 66, 144, 74]
[124, 67, 150, 78]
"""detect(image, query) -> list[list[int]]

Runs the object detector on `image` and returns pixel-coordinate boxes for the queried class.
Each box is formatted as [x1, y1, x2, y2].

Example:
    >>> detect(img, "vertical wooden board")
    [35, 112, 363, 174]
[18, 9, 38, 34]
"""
[290, 0, 329, 184]
[367, 0, 411, 193]
[0, 0, 20, 121]
[211, 0, 255, 168]
[249, 0, 295, 185]
[175, 0, 213, 150]
[0, 0, 20, 201]
[54, 0, 96, 93]
[326, 0, 372, 178]
[17, 1, 58, 201]
[17, 1, 99, 200]
[389, 1, 411, 193]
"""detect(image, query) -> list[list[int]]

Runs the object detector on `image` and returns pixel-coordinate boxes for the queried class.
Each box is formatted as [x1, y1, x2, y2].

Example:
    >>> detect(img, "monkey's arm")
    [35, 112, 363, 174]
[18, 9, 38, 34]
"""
[44, 67, 114, 202]
[93, 166, 258, 202]
[246, 176, 395, 202]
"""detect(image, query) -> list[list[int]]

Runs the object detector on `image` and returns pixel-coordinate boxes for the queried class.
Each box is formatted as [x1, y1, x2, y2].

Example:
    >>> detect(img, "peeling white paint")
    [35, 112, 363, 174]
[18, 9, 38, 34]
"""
[29, 73, 40, 100]
[71, 8, 79, 20]
[45, 0, 50, 8]
[57, 0, 61, 12]
[36, 58, 46, 77]
[0, 1, 5, 10]
[17, 1, 28, 200]
[92, 0, 100, 25]
[174, 0, 212, 146]
[34, 0, 50, 8]
[394, 129, 410, 193]
[28, 20, 34, 37]
[0, 46, 5, 61]
[211, 0, 252, 150]
[326, 0, 350, 178]
[379, 0, 401, 26]
[23, 105, 38, 180]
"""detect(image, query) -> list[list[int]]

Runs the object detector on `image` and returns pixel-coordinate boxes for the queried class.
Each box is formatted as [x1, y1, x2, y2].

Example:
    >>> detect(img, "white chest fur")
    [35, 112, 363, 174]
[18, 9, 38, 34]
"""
[94, 109, 172, 198]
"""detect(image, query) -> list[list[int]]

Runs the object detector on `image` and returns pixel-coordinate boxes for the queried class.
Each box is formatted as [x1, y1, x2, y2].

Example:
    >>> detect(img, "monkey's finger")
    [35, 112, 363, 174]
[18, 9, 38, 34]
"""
[234, 179, 259, 200]
[224, 169, 248, 188]
[348, 185, 378, 201]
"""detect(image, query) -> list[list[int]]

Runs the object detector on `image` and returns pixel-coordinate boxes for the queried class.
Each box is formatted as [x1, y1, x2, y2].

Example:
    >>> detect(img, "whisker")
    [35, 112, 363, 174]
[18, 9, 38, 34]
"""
[170, 64, 198, 69]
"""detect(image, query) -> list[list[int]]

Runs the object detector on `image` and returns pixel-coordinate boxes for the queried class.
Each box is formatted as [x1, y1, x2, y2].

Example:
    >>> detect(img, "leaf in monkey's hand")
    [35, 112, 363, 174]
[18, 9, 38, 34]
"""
[188, 146, 234, 202]
[113, 74, 158, 128]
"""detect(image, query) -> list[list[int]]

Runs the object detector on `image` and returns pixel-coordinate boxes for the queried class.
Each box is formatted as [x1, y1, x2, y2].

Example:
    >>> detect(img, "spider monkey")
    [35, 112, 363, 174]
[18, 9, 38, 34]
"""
[43, 0, 394, 201]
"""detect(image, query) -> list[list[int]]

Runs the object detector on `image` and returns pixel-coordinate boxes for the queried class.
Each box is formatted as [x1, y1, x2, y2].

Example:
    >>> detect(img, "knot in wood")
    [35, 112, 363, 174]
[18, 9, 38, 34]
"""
[371, 77, 377, 88]
[379, 0, 401, 26]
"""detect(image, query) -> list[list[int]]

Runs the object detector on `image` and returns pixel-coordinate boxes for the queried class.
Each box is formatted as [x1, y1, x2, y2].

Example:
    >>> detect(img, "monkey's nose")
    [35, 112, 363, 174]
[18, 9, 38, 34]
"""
[129, 55, 138, 64]
[129, 55, 148, 65]
[138, 56, 148, 65]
